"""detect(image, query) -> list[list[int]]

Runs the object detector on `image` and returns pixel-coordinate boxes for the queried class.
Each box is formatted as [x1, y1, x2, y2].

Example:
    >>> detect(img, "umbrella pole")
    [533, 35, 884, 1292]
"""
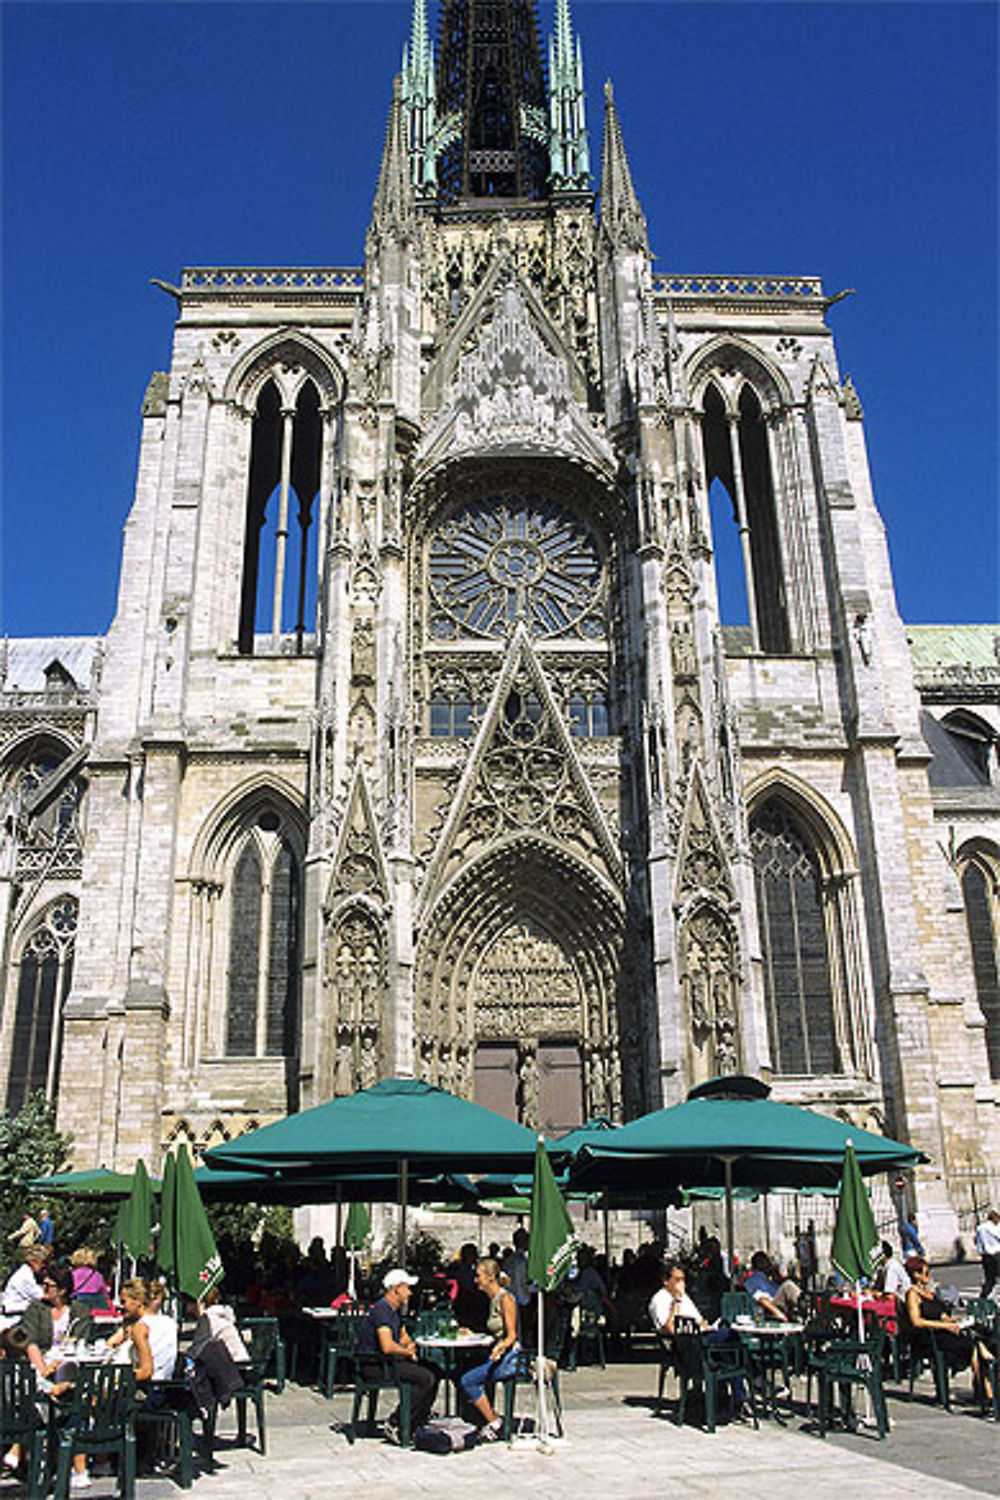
[536, 1286, 549, 1448]
[723, 1157, 736, 1284]
[399, 1158, 408, 1261]
[603, 1197, 610, 1267]
[855, 1281, 874, 1425]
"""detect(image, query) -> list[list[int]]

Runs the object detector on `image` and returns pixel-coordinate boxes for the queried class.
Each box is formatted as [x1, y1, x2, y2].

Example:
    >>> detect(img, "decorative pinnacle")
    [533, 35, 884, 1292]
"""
[372, 74, 415, 239]
[600, 80, 648, 254]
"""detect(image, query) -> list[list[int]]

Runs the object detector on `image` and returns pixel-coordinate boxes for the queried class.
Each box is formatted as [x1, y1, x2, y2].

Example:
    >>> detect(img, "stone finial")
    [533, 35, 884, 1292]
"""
[599, 80, 648, 254]
[371, 75, 415, 240]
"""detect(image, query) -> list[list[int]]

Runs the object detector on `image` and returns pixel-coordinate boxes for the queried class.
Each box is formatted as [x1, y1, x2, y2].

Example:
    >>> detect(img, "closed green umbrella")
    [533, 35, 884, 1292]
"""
[344, 1201, 371, 1251]
[159, 1147, 223, 1301]
[116, 1159, 155, 1262]
[157, 1152, 176, 1278]
[831, 1142, 883, 1287]
[527, 1134, 578, 1447]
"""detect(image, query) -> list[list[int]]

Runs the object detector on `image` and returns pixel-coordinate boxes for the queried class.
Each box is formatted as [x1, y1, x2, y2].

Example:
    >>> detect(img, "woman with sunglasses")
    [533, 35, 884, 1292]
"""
[904, 1257, 994, 1401]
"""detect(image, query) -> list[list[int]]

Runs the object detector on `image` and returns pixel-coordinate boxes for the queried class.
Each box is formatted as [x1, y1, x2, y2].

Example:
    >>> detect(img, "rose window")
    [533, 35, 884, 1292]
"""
[428, 493, 604, 640]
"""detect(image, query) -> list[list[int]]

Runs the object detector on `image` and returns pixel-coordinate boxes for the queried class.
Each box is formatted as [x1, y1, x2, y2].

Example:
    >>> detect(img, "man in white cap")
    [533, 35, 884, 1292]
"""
[356, 1268, 438, 1440]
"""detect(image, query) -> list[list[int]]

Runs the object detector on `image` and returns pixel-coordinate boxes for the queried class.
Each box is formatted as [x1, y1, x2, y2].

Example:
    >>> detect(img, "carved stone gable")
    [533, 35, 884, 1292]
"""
[326, 768, 388, 908]
[675, 768, 733, 904]
[419, 628, 621, 908]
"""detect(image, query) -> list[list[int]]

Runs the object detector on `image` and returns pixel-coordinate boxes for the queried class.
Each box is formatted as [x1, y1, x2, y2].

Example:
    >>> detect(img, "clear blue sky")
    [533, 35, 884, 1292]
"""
[3, 0, 997, 636]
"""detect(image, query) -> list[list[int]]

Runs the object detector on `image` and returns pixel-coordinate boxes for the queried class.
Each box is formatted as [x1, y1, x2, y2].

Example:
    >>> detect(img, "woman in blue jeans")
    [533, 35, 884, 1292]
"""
[459, 1258, 519, 1440]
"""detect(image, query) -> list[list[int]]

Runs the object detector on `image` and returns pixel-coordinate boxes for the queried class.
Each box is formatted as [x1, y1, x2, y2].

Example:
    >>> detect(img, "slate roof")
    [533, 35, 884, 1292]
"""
[2, 637, 103, 693]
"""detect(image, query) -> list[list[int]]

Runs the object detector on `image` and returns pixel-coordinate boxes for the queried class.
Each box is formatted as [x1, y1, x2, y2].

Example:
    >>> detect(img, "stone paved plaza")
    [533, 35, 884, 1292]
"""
[7, 1352, 994, 1500]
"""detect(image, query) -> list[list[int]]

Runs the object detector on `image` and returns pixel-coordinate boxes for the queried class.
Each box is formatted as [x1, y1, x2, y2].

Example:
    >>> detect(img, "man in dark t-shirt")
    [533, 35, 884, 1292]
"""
[357, 1268, 438, 1439]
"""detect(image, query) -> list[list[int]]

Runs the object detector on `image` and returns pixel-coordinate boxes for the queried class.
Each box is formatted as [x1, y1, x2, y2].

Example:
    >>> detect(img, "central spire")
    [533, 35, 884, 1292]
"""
[436, 0, 550, 203]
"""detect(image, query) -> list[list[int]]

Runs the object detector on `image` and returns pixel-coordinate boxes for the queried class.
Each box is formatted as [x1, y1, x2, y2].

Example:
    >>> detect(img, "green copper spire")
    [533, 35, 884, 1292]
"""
[548, 0, 589, 191]
[402, 0, 438, 198]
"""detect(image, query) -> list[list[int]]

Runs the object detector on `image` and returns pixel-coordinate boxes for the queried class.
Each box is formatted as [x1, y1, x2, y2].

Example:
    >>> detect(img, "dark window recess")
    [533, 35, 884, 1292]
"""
[963, 863, 1000, 1079]
[6, 951, 61, 1116]
[227, 843, 262, 1055]
[752, 801, 840, 1076]
[267, 842, 300, 1057]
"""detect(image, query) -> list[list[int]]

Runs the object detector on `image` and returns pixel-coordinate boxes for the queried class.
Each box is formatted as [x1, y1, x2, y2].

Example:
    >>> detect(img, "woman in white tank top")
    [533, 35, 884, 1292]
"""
[120, 1277, 178, 1382]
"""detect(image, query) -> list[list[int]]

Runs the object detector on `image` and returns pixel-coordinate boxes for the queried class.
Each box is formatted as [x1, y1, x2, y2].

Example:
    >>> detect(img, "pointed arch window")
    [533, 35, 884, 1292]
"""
[751, 800, 844, 1074]
[960, 855, 1000, 1079]
[701, 381, 790, 654]
[225, 817, 301, 1059]
[5, 897, 77, 1116]
[239, 377, 322, 655]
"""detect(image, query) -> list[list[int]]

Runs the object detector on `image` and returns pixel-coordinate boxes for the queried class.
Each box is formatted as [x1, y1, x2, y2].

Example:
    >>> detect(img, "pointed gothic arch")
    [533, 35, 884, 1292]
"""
[956, 839, 1000, 1079]
[414, 835, 628, 1125]
[3, 895, 77, 1115]
[747, 782, 872, 1079]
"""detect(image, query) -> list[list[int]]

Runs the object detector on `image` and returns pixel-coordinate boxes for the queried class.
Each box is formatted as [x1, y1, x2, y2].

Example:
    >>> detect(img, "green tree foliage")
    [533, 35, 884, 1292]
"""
[0, 1092, 72, 1272]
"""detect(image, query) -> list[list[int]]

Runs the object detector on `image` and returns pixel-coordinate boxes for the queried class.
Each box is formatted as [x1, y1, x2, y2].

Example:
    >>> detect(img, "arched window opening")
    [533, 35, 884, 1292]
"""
[238, 378, 323, 655]
[225, 823, 300, 1060]
[429, 688, 476, 737]
[961, 859, 1000, 1079]
[700, 380, 790, 653]
[752, 800, 841, 1075]
[944, 712, 998, 786]
[5, 897, 77, 1116]
[568, 682, 610, 738]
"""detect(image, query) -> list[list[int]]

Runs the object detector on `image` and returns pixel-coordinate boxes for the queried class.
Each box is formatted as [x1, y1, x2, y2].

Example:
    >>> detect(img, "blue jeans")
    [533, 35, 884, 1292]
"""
[460, 1346, 520, 1404]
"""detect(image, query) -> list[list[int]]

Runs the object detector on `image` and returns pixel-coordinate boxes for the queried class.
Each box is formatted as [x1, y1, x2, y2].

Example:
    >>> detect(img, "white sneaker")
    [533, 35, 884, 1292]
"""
[69, 1473, 93, 1492]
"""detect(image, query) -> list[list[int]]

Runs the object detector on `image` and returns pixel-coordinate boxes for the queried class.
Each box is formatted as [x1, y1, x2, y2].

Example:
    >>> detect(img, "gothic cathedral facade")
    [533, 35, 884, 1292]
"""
[2, 1, 998, 1254]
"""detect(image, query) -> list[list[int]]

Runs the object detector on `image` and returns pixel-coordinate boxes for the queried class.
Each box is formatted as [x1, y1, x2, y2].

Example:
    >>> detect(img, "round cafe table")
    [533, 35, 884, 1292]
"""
[416, 1334, 492, 1416]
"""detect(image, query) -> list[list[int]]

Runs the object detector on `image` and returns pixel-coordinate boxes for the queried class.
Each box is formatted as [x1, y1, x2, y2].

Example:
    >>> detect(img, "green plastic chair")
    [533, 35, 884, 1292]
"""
[675, 1334, 759, 1433]
[720, 1291, 756, 1324]
[207, 1321, 275, 1455]
[500, 1347, 563, 1440]
[322, 1314, 362, 1399]
[51, 1366, 137, 1500]
[133, 1379, 204, 1490]
[0, 1363, 47, 1500]
[567, 1290, 607, 1371]
[237, 1315, 286, 1393]
[814, 1336, 888, 1439]
[346, 1353, 413, 1447]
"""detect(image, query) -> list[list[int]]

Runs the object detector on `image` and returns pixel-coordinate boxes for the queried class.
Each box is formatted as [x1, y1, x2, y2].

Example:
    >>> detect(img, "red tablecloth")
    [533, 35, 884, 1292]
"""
[828, 1293, 897, 1336]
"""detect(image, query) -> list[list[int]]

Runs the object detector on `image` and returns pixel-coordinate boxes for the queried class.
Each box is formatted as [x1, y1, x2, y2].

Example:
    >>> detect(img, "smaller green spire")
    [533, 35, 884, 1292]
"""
[401, 0, 437, 198]
[548, 0, 589, 191]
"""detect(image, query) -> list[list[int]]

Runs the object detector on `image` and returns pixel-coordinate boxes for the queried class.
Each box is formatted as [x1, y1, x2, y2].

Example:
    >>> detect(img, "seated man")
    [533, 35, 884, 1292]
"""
[878, 1240, 911, 1300]
[2, 1248, 49, 1317]
[649, 1260, 749, 1417]
[356, 1269, 438, 1441]
[743, 1251, 800, 1322]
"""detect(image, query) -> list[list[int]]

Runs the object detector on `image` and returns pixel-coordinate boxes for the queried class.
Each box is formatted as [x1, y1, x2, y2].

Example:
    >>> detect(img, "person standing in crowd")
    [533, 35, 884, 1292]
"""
[902, 1212, 924, 1258]
[6, 1213, 40, 1250]
[1, 1247, 49, 1315]
[356, 1269, 438, 1441]
[974, 1208, 1000, 1298]
[877, 1239, 911, 1300]
[502, 1227, 531, 1310]
[37, 1208, 54, 1248]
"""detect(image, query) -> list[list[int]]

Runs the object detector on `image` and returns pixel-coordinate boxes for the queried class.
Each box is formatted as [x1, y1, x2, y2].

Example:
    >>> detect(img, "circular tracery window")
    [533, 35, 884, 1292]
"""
[428, 493, 604, 640]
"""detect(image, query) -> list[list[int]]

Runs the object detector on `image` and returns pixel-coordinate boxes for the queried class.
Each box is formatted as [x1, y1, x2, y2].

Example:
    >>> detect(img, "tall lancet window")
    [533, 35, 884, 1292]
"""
[751, 800, 842, 1075]
[701, 381, 790, 654]
[225, 819, 301, 1061]
[238, 378, 322, 655]
[961, 855, 1000, 1079]
[5, 897, 77, 1115]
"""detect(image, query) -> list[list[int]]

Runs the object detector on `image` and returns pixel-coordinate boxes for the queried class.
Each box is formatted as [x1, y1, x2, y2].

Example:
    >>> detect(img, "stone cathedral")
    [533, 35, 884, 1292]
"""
[1, 0, 998, 1255]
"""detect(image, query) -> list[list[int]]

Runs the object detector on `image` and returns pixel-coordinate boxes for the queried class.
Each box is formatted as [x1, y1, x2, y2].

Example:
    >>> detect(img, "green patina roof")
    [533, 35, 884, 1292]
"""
[906, 624, 1000, 670]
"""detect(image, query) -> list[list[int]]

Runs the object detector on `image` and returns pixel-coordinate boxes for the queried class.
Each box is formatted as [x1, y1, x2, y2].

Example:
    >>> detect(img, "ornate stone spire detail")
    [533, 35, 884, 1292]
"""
[371, 75, 415, 240]
[402, 0, 438, 199]
[548, 0, 589, 191]
[599, 80, 648, 253]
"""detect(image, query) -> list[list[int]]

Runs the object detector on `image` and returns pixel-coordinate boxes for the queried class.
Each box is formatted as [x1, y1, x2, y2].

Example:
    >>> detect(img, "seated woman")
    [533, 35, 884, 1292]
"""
[69, 1248, 111, 1310]
[188, 1286, 249, 1365]
[14, 1268, 92, 1489]
[458, 1258, 519, 1441]
[119, 1277, 179, 1386]
[904, 1257, 994, 1400]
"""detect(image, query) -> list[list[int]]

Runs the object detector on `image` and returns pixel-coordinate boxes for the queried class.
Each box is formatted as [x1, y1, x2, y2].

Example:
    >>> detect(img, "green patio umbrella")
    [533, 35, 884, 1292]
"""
[158, 1152, 177, 1279]
[29, 1166, 161, 1199]
[830, 1142, 884, 1422]
[527, 1135, 578, 1446]
[202, 1076, 539, 1249]
[570, 1075, 927, 1273]
[343, 1201, 371, 1251]
[158, 1147, 223, 1302]
[116, 1158, 155, 1262]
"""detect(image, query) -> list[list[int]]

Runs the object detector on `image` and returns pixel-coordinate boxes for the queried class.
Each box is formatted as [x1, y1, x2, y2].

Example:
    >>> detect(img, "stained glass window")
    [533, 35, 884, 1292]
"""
[428, 493, 604, 640]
